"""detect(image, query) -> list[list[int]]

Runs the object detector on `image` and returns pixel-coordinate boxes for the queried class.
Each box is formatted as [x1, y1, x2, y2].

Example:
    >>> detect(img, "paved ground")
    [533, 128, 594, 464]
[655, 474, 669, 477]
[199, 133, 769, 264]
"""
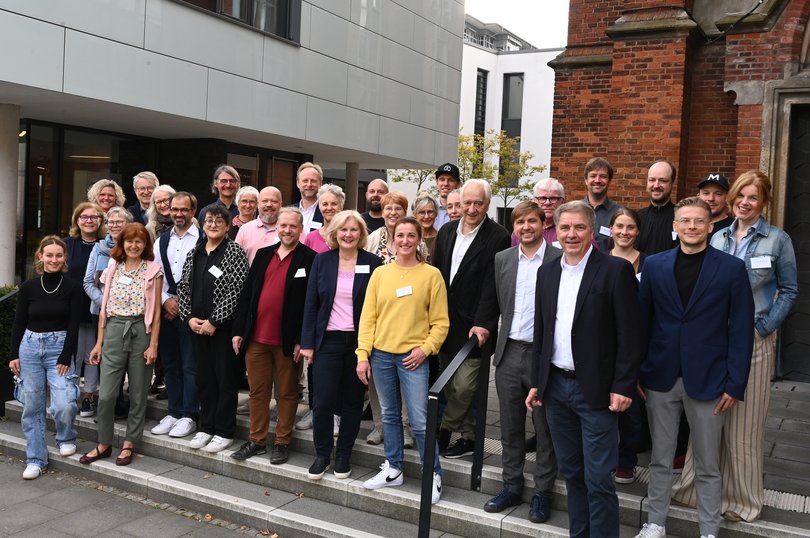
[0, 450, 269, 538]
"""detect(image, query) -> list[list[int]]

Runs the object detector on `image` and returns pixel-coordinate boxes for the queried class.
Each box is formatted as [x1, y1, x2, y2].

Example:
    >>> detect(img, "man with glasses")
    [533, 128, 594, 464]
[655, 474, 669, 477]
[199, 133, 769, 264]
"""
[633, 197, 754, 538]
[199, 165, 241, 223]
[531, 178, 566, 246]
[128, 171, 159, 225]
[235, 186, 282, 265]
[151, 192, 202, 440]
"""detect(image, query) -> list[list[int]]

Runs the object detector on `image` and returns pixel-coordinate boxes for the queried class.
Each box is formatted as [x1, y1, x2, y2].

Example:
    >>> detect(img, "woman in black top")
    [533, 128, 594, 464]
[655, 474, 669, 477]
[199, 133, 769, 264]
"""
[9, 236, 82, 480]
[63, 202, 105, 417]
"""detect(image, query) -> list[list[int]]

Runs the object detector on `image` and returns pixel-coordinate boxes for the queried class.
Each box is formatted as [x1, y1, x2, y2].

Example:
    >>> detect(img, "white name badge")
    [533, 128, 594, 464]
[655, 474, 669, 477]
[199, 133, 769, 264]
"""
[672, 231, 678, 241]
[118, 275, 133, 285]
[355, 265, 370, 274]
[208, 265, 223, 278]
[294, 268, 307, 278]
[552, 241, 561, 249]
[751, 256, 772, 269]
[311, 222, 323, 230]
[396, 285, 413, 298]
[599, 226, 612, 237]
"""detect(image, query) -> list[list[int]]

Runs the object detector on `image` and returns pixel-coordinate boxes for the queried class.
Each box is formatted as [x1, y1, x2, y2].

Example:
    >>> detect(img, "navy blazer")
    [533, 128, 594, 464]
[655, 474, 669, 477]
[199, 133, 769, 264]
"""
[300, 249, 383, 351]
[638, 246, 755, 401]
[232, 242, 316, 357]
[533, 248, 645, 409]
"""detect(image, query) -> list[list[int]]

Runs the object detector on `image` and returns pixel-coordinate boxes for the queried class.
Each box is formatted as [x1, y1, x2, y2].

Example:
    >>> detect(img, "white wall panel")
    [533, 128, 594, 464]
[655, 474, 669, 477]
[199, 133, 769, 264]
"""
[306, 97, 380, 155]
[434, 131, 459, 164]
[299, 1, 312, 48]
[308, 6, 354, 65]
[350, 0, 414, 49]
[0, 11, 64, 91]
[346, 67, 411, 123]
[381, 41, 434, 94]
[434, 62, 462, 103]
[378, 117, 435, 163]
[305, 0, 351, 20]
[263, 42, 348, 104]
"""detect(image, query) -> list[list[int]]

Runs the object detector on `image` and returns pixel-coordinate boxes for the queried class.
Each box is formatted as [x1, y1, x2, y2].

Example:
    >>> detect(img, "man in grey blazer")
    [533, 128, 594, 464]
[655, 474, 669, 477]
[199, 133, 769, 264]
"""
[484, 201, 561, 523]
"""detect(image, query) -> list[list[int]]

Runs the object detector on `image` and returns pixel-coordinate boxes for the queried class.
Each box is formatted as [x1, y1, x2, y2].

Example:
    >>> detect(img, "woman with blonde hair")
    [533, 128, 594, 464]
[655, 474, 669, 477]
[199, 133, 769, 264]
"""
[146, 184, 177, 239]
[87, 179, 126, 214]
[303, 184, 345, 253]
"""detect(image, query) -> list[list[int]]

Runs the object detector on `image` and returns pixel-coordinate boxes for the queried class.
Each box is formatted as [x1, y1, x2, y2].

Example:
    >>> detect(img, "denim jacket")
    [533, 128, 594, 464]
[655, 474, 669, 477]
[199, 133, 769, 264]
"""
[710, 216, 798, 337]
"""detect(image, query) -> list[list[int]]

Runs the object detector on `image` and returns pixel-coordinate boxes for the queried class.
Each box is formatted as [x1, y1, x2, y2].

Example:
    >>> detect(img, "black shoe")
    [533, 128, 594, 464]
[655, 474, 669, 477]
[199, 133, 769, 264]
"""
[156, 387, 168, 400]
[270, 444, 289, 464]
[361, 402, 373, 420]
[150, 376, 165, 395]
[525, 434, 537, 453]
[483, 487, 522, 513]
[529, 493, 551, 523]
[79, 397, 96, 418]
[334, 456, 351, 479]
[231, 441, 267, 461]
[443, 438, 474, 459]
[307, 456, 330, 480]
[437, 428, 451, 453]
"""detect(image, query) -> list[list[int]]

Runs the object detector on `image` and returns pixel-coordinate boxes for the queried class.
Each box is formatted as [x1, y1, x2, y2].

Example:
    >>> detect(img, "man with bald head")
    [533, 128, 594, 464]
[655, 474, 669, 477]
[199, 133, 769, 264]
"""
[235, 186, 282, 265]
[637, 158, 679, 255]
[361, 178, 388, 232]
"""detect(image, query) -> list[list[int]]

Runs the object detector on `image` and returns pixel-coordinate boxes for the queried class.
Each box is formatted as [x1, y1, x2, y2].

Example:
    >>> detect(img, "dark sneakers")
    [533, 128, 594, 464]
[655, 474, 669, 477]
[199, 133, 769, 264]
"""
[334, 456, 351, 479]
[437, 428, 451, 453]
[529, 493, 551, 523]
[270, 444, 289, 464]
[442, 438, 474, 459]
[483, 487, 522, 513]
[231, 441, 267, 461]
[307, 456, 330, 480]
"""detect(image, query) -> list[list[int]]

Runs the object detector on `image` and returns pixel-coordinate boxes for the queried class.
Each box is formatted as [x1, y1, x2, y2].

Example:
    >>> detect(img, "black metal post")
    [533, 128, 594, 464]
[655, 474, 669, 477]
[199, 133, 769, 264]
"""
[470, 341, 492, 491]
[417, 394, 440, 538]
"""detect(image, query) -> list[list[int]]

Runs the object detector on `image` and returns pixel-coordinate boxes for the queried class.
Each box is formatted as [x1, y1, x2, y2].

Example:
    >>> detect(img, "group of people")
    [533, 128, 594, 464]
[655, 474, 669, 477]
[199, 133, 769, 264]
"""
[9, 156, 797, 532]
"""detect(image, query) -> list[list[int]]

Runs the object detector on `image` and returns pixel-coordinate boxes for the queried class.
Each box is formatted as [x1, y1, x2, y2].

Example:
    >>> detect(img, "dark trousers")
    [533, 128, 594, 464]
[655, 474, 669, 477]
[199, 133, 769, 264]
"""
[617, 396, 643, 469]
[312, 331, 364, 459]
[191, 327, 238, 438]
[159, 316, 198, 420]
[545, 371, 620, 538]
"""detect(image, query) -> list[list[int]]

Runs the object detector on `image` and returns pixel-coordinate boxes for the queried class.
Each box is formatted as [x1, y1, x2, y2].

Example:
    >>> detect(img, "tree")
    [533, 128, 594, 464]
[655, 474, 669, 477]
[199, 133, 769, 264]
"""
[388, 168, 436, 195]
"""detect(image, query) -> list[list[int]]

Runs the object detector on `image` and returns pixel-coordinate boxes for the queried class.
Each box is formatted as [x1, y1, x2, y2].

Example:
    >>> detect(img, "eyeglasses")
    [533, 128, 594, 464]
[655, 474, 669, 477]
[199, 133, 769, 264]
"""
[136, 186, 155, 193]
[218, 178, 238, 185]
[170, 207, 193, 214]
[416, 210, 436, 217]
[155, 198, 171, 207]
[106, 220, 125, 227]
[204, 219, 227, 227]
[534, 196, 563, 205]
[78, 215, 100, 222]
[676, 218, 709, 227]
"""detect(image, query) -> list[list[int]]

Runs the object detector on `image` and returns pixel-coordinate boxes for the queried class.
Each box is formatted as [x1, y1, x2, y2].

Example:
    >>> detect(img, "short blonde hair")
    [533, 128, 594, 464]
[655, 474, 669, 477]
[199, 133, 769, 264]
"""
[297, 162, 323, 182]
[87, 179, 126, 208]
[381, 192, 409, 212]
[325, 210, 368, 250]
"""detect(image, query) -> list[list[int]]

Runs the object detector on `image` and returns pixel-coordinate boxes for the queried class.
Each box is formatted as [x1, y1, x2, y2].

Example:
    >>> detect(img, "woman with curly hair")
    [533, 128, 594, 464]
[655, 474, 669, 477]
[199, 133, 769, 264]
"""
[87, 179, 126, 214]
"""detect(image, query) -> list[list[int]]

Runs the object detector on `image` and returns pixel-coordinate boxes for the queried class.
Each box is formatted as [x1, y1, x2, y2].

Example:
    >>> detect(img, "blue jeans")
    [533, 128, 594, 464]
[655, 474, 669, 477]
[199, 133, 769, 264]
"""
[544, 372, 619, 538]
[369, 349, 442, 477]
[159, 315, 198, 419]
[17, 330, 79, 467]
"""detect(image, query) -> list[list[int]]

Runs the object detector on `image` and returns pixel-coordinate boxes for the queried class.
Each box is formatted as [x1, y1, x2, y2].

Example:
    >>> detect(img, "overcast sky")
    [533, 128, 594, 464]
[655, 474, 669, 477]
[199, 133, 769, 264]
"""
[464, 0, 569, 50]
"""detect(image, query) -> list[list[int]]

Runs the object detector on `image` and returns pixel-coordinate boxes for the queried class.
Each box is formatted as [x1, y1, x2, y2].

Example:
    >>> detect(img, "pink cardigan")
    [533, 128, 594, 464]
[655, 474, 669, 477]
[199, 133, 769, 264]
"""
[99, 259, 162, 333]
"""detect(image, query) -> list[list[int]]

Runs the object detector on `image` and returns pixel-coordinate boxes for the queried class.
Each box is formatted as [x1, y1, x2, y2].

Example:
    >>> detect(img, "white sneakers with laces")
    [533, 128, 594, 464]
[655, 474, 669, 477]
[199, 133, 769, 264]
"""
[362, 460, 403, 490]
[634, 522, 666, 538]
[59, 443, 77, 457]
[23, 464, 45, 480]
[151, 415, 178, 435]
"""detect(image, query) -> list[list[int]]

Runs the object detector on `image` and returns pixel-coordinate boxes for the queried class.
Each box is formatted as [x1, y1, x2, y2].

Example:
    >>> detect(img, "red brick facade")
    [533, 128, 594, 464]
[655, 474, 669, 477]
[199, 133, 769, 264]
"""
[550, 0, 810, 208]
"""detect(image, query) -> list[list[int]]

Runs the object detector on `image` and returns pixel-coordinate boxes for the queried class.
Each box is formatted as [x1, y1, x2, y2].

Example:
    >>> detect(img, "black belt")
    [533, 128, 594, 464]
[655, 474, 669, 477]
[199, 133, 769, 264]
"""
[550, 363, 576, 379]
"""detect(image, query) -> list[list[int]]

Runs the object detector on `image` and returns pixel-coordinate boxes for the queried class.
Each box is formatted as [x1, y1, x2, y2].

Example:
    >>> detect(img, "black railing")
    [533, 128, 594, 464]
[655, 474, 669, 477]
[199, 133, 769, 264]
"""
[418, 335, 487, 538]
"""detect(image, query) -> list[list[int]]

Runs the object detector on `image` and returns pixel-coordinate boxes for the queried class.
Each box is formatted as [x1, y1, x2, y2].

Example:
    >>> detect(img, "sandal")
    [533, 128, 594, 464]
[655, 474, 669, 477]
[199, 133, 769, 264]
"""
[115, 446, 135, 466]
[79, 445, 112, 465]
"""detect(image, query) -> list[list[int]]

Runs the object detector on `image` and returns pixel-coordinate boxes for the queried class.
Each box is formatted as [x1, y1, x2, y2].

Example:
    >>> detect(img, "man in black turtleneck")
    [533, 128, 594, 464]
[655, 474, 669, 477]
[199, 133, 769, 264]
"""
[637, 158, 679, 255]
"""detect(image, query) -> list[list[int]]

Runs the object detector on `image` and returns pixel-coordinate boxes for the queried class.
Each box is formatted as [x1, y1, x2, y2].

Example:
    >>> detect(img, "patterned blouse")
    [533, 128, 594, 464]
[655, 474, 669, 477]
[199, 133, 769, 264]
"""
[105, 262, 148, 317]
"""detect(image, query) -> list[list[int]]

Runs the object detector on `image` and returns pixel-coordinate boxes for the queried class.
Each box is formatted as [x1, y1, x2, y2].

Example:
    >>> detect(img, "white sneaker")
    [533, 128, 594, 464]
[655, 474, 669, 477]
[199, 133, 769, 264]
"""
[295, 410, 313, 430]
[363, 460, 403, 490]
[59, 443, 77, 457]
[701, 535, 716, 538]
[201, 435, 233, 453]
[22, 464, 44, 480]
[366, 426, 383, 445]
[634, 523, 666, 538]
[333, 414, 341, 437]
[151, 415, 178, 435]
[189, 432, 213, 449]
[431, 472, 442, 504]
[168, 417, 196, 438]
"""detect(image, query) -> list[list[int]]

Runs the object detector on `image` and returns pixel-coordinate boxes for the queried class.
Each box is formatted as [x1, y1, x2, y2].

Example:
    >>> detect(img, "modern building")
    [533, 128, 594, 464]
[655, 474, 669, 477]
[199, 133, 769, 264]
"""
[0, 0, 464, 282]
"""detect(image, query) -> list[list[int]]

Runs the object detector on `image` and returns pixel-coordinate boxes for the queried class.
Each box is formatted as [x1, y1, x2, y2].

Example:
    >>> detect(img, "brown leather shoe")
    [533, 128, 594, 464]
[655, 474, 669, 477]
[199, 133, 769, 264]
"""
[79, 445, 112, 464]
[115, 446, 134, 466]
[723, 510, 743, 522]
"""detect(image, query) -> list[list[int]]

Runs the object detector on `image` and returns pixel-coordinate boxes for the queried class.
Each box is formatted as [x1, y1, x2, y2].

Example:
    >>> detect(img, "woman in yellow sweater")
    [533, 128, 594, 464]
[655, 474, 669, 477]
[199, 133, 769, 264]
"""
[356, 216, 449, 504]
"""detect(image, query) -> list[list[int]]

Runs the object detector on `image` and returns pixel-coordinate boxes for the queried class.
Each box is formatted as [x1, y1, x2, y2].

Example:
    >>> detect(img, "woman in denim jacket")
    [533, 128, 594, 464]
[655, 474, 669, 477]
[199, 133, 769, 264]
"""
[674, 170, 798, 522]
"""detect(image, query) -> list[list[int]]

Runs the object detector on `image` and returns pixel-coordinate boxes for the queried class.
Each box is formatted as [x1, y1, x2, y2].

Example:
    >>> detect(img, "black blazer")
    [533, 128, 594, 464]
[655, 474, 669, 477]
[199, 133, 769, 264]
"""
[300, 249, 383, 351]
[432, 217, 511, 357]
[232, 242, 316, 357]
[532, 248, 645, 409]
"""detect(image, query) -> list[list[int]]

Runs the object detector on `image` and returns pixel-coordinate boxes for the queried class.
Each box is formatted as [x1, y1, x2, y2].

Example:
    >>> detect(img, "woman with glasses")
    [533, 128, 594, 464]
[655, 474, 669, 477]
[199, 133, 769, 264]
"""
[229, 186, 260, 239]
[146, 185, 177, 240]
[177, 205, 249, 453]
[411, 194, 439, 261]
[63, 202, 106, 417]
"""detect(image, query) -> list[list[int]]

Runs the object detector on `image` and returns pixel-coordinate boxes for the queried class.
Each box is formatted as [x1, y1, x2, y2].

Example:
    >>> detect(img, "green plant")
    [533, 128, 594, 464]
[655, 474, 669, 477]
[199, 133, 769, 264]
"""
[0, 285, 19, 368]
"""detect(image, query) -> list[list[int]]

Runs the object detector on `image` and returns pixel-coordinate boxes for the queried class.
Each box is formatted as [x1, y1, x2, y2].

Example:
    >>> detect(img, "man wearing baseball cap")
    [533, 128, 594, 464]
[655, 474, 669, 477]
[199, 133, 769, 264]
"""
[697, 173, 734, 239]
[434, 163, 461, 229]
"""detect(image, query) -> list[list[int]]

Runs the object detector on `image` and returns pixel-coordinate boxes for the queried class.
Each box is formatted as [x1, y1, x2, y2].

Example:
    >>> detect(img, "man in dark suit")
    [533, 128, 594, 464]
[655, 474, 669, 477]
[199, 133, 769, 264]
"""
[230, 207, 316, 465]
[484, 201, 561, 523]
[633, 197, 754, 538]
[432, 178, 511, 458]
[526, 201, 645, 538]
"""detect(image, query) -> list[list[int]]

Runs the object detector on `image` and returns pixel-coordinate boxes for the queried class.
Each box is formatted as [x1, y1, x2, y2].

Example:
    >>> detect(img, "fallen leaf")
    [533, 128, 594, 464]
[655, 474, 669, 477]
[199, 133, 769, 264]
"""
[295, 492, 305, 498]
[203, 474, 210, 479]
[203, 513, 213, 521]
[264, 490, 270, 496]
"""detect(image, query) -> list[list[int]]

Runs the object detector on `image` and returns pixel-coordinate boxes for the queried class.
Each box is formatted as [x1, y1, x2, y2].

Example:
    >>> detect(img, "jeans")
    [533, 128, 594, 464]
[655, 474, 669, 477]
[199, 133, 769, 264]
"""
[159, 315, 198, 419]
[544, 371, 619, 538]
[18, 330, 79, 468]
[369, 349, 442, 477]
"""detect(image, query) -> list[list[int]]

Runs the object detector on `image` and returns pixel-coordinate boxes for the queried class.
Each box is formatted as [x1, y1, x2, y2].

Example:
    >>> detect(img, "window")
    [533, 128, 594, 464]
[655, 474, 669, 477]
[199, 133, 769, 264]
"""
[463, 27, 476, 43]
[474, 69, 488, 137]
[175, 0, 300, 41]
[501, 74, 524, 184]
[482, 34, 493, 49]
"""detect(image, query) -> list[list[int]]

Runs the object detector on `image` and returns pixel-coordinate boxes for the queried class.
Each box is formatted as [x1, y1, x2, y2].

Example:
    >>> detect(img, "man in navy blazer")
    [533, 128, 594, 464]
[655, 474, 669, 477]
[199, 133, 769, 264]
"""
[526, 201, 645, 538]
[633, 197, 754, 538]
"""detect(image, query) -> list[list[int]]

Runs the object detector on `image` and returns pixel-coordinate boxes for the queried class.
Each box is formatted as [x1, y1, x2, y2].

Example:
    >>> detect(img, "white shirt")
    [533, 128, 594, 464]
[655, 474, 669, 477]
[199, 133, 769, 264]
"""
[154, 225, 200, 304]
[508, 242, 547, 342]
[449, 218, 485, 284]
[551, 246, 593, 371]
[299, 200, 318, 233]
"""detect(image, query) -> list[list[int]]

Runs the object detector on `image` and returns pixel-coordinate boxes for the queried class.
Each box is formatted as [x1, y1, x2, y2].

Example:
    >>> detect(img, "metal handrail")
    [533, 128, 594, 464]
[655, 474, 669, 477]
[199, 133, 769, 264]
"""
[418, 335, 484, 538]
[0, 289, 18, 304]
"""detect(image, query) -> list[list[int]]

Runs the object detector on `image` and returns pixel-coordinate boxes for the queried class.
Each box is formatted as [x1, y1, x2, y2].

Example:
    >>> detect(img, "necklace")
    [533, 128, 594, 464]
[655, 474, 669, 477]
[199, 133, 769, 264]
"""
[41, 275, 63, 294]
[81, 238, 97, 246]
[122, 260, 145, 275]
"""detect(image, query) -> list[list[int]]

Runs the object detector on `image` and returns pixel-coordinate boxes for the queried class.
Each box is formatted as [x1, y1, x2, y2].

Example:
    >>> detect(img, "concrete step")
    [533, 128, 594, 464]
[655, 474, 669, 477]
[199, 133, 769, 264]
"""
[4, 399, 809, 537]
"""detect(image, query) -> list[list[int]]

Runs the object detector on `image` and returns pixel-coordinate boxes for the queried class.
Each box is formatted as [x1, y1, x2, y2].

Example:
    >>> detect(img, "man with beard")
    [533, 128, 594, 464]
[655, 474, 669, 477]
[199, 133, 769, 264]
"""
[582, 158, 620, 252]
[199, 165, 240, 222]
[697, 173, 734, 239]
[361, 178, 388, 232]
[637, 159, 679, 255]
[235, 186, 282, 265]
[434, 163, 462, 229]
[296, 162, 324, 234]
